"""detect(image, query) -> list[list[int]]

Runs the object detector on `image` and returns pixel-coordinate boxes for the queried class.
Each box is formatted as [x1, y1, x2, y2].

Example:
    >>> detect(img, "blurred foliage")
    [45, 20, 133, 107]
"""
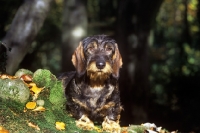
[149, 0, 200, 131]
[0, 0, 23, 38]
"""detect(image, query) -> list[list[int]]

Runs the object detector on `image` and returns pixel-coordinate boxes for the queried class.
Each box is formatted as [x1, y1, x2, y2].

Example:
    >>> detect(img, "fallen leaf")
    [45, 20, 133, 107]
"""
[94, 126, 103, 132]
[55, 122, 66, 130]
[0, 74, 17, 79]
[29, 83, 44, 95]
[20, 74, 32, 82]
[0, 126, 9, 133]
[26, 102, 37, 109]
[32, 106, 45, 112]
[28, 122, 40, 130]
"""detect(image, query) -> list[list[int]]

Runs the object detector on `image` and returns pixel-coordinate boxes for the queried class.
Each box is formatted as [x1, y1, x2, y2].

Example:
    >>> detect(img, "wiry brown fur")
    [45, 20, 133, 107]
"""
[87, 62, 112, 87]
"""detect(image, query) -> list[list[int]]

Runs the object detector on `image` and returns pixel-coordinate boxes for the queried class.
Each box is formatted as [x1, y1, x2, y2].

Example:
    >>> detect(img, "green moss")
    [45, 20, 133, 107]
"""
[49, 81, 66, 108]
[44, 110, 56, 124]
[33, 69, 57, 88]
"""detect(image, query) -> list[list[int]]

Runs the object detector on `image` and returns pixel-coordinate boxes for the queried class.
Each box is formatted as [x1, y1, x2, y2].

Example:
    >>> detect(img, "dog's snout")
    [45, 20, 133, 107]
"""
[96, 61, 106, 69]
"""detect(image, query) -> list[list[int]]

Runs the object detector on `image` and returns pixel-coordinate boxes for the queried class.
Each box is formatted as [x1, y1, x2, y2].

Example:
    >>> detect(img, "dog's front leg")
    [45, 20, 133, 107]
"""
[102, 116, 121, 133]
[75, 115, 94, 130]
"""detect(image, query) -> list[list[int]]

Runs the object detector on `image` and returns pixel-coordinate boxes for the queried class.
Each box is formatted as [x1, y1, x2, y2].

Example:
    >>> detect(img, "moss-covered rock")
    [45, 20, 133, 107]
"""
[0, 78, 30, 103]
[15, 68, 33, 77]
[33, 69, 57, 88]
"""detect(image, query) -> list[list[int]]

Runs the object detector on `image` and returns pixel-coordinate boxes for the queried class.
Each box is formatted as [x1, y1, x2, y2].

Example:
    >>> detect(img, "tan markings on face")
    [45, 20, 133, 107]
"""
[86, 62, 113, 87]
[87, 42, 98, 54]
[104, 43, 114, 55]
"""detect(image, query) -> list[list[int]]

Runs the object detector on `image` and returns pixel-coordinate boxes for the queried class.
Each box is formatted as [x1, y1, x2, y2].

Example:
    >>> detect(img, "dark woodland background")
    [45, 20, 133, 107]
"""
[0, 0, 200, 132]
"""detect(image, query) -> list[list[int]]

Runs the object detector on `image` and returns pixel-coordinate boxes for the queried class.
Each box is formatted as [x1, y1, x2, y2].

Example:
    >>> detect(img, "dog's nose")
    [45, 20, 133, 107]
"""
[96, 61, 105, 69]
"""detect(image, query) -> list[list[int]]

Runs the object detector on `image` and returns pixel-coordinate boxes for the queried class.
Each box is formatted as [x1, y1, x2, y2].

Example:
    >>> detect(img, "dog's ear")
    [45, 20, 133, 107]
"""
[72, 42, 86, 77]
[112, 43, 123, 79]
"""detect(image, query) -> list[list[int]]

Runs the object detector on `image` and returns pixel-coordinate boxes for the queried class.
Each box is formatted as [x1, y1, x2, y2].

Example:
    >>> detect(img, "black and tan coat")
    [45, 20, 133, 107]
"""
[59, 35, 123, 133]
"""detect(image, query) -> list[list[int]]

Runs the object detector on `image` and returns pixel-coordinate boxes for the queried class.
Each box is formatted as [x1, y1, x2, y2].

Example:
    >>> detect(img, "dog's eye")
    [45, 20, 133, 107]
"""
[87, 42, 97, 53]
[105, 47, 113, 53]
[87, 46, 95, 53]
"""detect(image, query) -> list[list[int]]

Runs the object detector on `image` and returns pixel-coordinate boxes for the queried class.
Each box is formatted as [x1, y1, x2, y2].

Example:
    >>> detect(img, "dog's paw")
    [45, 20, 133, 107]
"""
[75, 115, 94, 130]
[102, 116, 121, 133]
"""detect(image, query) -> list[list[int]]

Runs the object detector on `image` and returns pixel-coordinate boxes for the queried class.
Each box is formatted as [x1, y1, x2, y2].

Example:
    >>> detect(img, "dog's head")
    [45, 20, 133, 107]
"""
[72, 35, 122, 81]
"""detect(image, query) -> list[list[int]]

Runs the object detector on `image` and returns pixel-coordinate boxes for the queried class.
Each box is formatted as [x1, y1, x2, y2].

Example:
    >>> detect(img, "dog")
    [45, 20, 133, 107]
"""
[59, 35, 123, 133]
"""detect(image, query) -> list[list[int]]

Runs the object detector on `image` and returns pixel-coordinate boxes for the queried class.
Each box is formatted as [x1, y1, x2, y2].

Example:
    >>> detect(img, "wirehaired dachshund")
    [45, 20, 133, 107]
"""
[59, 35, 123, 133]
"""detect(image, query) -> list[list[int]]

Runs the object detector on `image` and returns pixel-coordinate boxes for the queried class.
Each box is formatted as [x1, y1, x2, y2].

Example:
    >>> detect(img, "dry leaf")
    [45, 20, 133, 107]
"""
[28, 122, 40, 130]
[26, 102, 37, 109]
[20, 75, 32, 82]
[0, 74, 17, 79]
[32, 106, 45, 112]
[55, 122, 66, 130]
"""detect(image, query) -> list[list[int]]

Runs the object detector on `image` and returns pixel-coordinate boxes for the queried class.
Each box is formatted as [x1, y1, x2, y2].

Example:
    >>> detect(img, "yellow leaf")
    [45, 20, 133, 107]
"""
[94, 126, 103, 132]
[0, 126, 9, 133]
[29, 83, 44, 95]
[26, 102, 37, 109]
[55, 122, 66, 130]
[32, 106, 45, 112]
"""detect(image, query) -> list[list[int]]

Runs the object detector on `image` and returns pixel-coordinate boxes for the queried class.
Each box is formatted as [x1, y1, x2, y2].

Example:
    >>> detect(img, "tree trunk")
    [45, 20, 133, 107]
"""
[116, 0, 163, 125]
[3, 0, 53, 74]
[61, 0, 87, 72]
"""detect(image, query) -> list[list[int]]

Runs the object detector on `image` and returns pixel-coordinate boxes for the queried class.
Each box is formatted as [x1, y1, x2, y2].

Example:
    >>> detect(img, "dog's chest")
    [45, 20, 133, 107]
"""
[84, 85, 114, 108]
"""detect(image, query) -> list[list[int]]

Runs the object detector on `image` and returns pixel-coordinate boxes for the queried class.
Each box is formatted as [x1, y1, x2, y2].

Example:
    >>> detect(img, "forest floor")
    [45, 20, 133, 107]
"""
[0, 69, 173, 133]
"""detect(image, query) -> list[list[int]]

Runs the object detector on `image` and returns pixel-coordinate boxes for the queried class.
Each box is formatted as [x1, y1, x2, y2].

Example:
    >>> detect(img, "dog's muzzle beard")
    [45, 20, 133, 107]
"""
[86, 61, 112, 87]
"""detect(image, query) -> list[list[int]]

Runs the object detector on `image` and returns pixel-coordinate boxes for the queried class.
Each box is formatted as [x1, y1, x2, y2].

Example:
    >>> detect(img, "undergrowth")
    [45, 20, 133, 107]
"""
[0, 90, 100, 133]
[0, 69, 102, 133]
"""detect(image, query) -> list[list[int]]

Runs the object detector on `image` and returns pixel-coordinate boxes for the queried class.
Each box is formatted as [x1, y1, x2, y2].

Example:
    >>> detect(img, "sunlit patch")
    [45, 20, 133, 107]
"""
[72, 27, 85, 38]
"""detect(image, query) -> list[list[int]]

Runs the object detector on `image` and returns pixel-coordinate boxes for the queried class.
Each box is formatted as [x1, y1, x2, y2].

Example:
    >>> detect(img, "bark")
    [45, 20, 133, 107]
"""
[116, 0, 163, 125]
[2, 0, 53, 74]
[61, 0, 87, 72]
